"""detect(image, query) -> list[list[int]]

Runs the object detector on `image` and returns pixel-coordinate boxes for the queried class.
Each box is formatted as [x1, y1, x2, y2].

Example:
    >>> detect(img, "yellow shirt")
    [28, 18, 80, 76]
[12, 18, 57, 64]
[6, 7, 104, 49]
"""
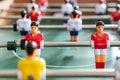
[18, 58, 46, 80]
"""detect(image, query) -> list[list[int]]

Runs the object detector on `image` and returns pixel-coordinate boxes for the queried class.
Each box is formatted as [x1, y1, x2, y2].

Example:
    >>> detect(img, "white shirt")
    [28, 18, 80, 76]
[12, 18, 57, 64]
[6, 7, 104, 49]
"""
[27, 4, 39, 13]
[61, 3, 73, 15]
[16, 18, 31, 31]
[95, 3, 107, 14]
[67, 18, 82, 31]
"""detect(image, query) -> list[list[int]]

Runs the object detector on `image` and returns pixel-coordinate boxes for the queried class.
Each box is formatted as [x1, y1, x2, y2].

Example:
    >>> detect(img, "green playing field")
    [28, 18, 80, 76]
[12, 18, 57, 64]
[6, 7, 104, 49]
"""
[0, 27, 118, 80]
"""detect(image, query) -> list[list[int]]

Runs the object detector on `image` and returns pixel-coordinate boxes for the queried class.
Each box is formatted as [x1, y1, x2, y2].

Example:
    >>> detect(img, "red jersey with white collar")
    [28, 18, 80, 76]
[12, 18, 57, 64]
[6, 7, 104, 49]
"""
[29, 11, 41, 21]
[39, 0, 46, 6]
[111, 11, 120, 21]
[39, 0, 48, 13]
[91, 32, 109, 49]
[25, 33, 44, 48]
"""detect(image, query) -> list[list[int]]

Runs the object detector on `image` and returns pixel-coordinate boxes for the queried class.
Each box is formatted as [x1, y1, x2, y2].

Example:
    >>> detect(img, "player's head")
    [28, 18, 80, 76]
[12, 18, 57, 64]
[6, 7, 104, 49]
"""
[96, 21, 104, 33]
[116, 5, 120, 11]
[31, 22, 38, 34]
[96, 21, 104, 27]
[99, 0, 104, 3]
[26, 41, 37, 55]
[30, 0, 35, 3]
[65, 0, 69, 3]
[31, 22, 38, 27]
[74, 5, 79, 10]
[71, 10, 77, 18]
[31, 6, 36, 10]
[20, 10, 27, 18]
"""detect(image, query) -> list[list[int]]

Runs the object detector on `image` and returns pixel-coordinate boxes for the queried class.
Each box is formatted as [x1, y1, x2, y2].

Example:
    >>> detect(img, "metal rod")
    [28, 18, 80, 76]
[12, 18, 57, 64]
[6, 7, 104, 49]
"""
[0, 15, 111, 20]
[0, 69, 115, 77]
[44, 41, 120, 47]
[1, 8, 114, 13]
[0, 24, 117, 29]
[1, 41, 120, 47]
[10, 3, 116, 8]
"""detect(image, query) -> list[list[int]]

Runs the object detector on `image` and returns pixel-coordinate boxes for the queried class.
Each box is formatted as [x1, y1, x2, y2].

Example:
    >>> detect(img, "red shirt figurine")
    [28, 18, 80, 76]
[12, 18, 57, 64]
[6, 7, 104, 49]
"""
[25, 22, 44, 56]
[28, 6, 41, 24]
[111, 6, 120, 24]
[91, 21, 110, 69]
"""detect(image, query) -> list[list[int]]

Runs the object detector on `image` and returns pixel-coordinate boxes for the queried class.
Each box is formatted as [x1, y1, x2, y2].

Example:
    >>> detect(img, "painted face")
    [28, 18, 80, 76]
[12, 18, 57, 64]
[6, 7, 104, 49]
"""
[96, 25, 104, 34]
[31, 26, 38, 34]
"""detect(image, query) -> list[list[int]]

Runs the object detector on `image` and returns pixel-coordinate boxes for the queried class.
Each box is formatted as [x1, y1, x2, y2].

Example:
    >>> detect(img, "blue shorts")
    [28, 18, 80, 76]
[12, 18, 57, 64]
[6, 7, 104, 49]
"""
[70, 31, 79, 36]
[64, 13, 69, 16]
[96, 13, 105, 15]
[20, 31, 30, 36]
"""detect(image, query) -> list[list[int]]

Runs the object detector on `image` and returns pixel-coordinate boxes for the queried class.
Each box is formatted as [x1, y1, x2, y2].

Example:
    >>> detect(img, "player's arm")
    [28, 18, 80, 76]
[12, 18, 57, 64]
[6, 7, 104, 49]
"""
[41, 68, 46, 80]
[118, 20, 120, 31]
[90, 34, 95, 48]
[77, 19, 82, 30]
[40, 40, 44, 49]
[106, 34, 110, 48]
[17, 70, 22, 80]
[16, 20, 21, 31]
[67, 20, 72, 31]
[40, 34, 44, 49]
[40, 58, 46, 80]
[38, 11, 42, 22]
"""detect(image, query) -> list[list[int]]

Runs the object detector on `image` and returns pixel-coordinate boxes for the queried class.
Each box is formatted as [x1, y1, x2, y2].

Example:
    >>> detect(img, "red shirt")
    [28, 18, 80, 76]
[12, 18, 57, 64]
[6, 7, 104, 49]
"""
[91, 32, 109, 49]
[39, 0, 46, 6]
[29, 12, 41, 21]
[77, 13, 82, 18]
[25, 33, 44, 48]
[111, 11, 120, 21]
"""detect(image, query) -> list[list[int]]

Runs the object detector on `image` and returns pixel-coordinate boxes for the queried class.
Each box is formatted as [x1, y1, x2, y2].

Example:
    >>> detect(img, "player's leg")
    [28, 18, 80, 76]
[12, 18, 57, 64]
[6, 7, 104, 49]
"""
[99, 49, 107, 68]
[70, 31, 75, 41]
[74, 31, 79, 41]
[94, 49, 101, 69]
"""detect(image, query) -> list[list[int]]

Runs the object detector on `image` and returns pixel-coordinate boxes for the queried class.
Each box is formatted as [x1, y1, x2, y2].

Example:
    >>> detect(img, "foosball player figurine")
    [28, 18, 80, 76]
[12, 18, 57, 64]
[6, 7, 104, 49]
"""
[110, 6, 120, 24]
[14, 10, 31, 39]
[67, 10, 82, 41]
[24, 22, 44, 56]
[28, 6, 42, 24]
[61, 0, 73, 16]
[18, 42, 46, 80]
[38, 0, 48, 16]
[91, 21, 110, 69]
[61, 0, 73, 24]
[27, 0, 39, 13]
